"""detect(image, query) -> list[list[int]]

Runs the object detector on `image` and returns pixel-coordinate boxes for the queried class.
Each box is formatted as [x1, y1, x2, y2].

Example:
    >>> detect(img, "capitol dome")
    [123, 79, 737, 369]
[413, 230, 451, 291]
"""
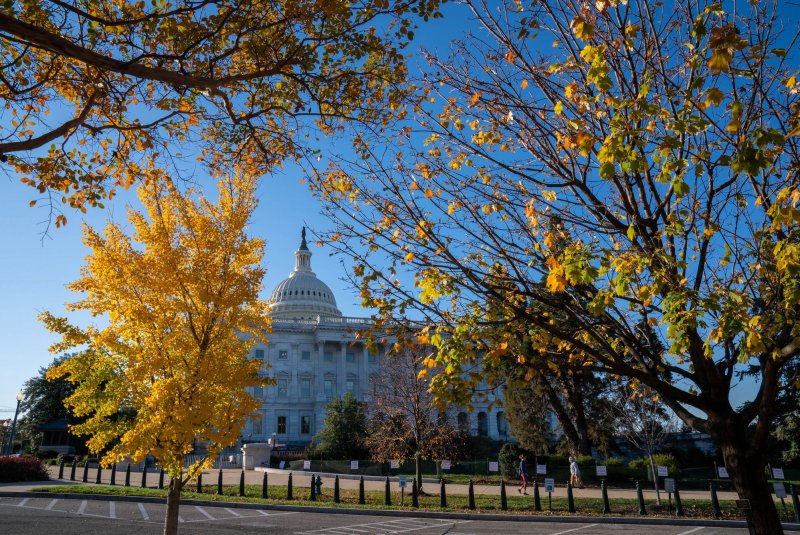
[268, 228, 343, 320]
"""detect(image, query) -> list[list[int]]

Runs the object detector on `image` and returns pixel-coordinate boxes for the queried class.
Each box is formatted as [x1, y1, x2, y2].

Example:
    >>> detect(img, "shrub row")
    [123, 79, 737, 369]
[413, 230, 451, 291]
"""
[0, 455, 50, 482]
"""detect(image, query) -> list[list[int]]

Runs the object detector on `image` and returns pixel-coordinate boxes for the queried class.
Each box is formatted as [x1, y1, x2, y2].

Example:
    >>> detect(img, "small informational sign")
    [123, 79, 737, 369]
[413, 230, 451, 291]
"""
[773, 467, 785, 480]
[350, 460, 359, 470]
[303, 460, 311, 470]
[390, 459, 400, 469]
[774, 482, 787, 498]
[489, 461, 499, 472]
[664, 478, 676, 493]
[657, 465, 669, 477]
[279, 461, 286, 469]
[718, 466, 729, 478]
[537, 464, 547, 475]
[441, 460, 451, 470]
[544, 478, 555, 493]
[736, 499, 752, 510]
[596, 465, 607, 477]
[398, 474, 407, 489]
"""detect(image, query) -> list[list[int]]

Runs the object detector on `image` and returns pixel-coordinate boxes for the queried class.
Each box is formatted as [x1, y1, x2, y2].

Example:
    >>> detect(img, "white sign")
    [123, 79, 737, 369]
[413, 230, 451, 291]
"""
[302, 460, 311, 470]
[657, 465, 669, 477]
[350, 460, 359, 470]
[489, 461, 499, 472]
[279, 461, 286, 469]
[718, 466, 729, 478]
[544, 478, 555, 493]
[774, 482, 787, 498]
[398, 474, 407, 488]
[773, 467, 785, 480]
[664, 478, 676, 493]
[596, 465, 607, 477]
[537, 464, 547, 475]
[441, 460, 451, 470]
[390, 459, 400, 469]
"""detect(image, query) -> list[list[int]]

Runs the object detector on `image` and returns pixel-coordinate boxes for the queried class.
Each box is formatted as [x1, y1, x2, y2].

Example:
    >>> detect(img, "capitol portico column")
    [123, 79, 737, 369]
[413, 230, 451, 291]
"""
[338, 341, 347, 396]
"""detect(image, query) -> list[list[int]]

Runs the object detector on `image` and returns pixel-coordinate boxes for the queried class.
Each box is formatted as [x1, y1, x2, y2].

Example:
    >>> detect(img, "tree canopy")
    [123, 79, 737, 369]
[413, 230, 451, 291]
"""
[307, 392, 369, 461]
[42, 172, 270, 535]
[0, 0, 442, 227]
[313, 1, 800, 532]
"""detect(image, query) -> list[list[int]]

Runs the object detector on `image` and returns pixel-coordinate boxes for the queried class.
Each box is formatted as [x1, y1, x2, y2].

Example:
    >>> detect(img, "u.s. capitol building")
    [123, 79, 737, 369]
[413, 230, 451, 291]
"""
[243, 230, 509, 445]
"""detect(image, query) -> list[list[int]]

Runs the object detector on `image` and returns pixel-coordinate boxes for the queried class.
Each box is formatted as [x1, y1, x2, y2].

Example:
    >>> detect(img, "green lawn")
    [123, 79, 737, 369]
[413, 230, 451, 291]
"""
[30, 482, 799, 522]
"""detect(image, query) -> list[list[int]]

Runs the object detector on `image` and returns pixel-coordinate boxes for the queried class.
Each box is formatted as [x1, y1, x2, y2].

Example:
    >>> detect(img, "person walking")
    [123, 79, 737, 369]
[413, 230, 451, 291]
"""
[569, 456, 583, 488]
[518, 454, 529, 494]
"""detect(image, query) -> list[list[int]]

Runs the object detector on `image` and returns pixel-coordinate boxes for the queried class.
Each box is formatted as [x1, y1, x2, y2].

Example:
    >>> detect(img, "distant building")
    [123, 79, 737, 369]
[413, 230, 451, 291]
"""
[242, 229, 507, 446]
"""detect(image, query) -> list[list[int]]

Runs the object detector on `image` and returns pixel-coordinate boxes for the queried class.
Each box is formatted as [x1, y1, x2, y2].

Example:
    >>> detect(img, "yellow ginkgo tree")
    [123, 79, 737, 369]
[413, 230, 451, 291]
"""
[42, 171, 270, 535]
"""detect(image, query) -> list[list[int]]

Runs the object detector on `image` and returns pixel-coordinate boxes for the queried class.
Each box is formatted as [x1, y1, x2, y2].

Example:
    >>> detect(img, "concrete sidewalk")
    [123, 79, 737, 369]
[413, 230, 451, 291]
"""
[2, 465, 749, 503]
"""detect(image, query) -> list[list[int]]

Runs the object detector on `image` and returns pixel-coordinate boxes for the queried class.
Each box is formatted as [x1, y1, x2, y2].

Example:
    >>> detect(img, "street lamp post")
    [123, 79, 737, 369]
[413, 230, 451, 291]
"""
[4, 392, 24, 455]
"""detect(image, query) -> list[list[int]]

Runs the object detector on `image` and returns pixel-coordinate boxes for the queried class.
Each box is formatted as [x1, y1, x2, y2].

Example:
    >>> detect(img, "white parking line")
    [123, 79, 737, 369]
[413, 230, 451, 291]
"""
[138, 502, 149, 521]
[195, 506, 216, 520]
[77, 500, 87, 514]
[298, 519, 470, 534]
[550, 524, 598, 535]
[178, 515, 185, 523]
[224, 507, 241, 517]
[109, 501, 116, 519]
[676, 528, 705, 535]
[17, 498, 29, 507]
[45, 499, 59, 511]
[257, 510, 270, 516]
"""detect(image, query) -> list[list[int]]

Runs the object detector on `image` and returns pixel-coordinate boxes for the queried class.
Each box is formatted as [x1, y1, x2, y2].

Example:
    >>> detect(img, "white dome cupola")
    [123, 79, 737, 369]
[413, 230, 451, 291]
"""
[268, 227, 343, 320]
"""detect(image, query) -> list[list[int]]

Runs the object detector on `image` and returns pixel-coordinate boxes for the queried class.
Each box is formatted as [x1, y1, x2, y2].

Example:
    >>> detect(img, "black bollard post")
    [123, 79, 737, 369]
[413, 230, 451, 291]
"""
[310, 473, 317, 501]
[262, 471, 268, 499]
[96, 465, 102, 485]
[440, 479, 447, 508]
[196, 472, 202, 493]
[110, 463, 116, 486]
[239, 470, 245, 497]
[70, 459, 77, 481]
[411, 479, 419, 508]
[636, 480, 646, 515]
[468, 480, 476, 510]
[316, 475, 322, 496]
[125, 464, 131, 487]
[710, 480, 722, 519]
[533, 478, 542, 511]
[791, 485, 800, 523]
[159, 468, 164, 490]
[218, 469, 223, 495]
[287, 472, 293, 500]
[385, 476, 391, 506]
[674, 483, 684, 517]
[601, 480, 611, 514]
[334, 475, 340, 503]
[567, 482, 576, 513]
[82, 460, 89, 483]
[58, 459, 65, 479]
[500, 480, 508, 511]
[358, 476, 365, 505]
[141, 465, 147, 488]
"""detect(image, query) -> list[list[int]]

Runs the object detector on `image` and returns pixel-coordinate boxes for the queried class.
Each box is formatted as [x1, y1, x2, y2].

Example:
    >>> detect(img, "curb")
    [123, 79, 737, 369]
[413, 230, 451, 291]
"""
[3, 490, 799, 530]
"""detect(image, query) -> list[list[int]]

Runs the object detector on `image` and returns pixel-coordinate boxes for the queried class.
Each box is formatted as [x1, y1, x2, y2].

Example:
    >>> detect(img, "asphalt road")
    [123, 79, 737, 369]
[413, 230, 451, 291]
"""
[1, 496, 787, 535]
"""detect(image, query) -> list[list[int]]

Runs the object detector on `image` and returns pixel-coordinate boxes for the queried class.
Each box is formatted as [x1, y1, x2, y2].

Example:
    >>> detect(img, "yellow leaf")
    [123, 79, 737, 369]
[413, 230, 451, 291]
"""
[521, 79, 529, 89]
[554, 101, 564, 115]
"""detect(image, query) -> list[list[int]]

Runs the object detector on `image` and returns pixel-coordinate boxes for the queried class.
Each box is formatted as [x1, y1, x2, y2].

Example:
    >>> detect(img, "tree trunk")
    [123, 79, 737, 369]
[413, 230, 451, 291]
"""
[163, 476, 182, 535]
[715, 423, 783, 535]
[415, 454, 423, 494]
[647, 452, 661, 505]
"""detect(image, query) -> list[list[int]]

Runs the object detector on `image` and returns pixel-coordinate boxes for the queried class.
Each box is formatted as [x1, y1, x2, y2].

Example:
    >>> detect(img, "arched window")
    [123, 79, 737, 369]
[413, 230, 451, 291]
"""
[457, 412, 470, 433]
[497, 411, 508, 438]
[477, 412, 488, 436]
